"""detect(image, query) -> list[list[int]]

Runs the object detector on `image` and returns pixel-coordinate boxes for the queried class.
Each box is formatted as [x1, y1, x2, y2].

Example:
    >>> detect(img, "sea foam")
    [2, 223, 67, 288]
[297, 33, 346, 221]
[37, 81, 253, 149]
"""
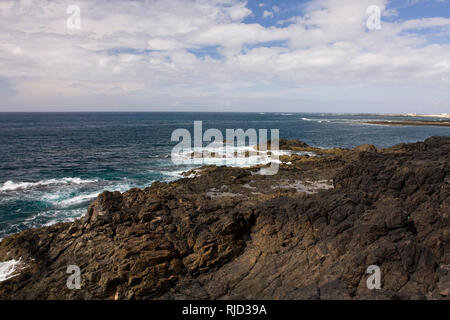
[0, 177, 98, 192]
[0, 258, 22, 282]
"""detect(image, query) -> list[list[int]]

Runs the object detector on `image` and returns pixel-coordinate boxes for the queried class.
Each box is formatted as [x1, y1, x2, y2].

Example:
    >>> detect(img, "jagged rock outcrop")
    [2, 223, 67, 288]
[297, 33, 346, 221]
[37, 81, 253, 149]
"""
[0, 137, 448, 299]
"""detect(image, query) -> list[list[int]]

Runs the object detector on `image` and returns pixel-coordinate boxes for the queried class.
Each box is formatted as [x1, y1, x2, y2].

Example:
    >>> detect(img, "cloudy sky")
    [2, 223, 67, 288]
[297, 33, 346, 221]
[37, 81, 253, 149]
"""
[1, 0, 449, 113]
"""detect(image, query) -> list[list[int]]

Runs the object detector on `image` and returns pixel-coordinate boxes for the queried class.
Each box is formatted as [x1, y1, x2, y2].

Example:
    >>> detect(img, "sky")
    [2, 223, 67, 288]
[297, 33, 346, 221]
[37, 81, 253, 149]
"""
[0, 0, 450, 113]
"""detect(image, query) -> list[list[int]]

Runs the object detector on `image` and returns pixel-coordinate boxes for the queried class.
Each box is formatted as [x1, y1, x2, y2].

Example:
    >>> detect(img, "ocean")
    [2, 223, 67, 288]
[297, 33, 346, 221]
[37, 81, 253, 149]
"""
[0, 112, 449, 239]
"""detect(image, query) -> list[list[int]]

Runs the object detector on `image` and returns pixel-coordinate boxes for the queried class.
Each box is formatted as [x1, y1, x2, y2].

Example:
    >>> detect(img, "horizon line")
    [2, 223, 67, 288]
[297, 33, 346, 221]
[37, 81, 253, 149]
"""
[0, 111, 444, 115]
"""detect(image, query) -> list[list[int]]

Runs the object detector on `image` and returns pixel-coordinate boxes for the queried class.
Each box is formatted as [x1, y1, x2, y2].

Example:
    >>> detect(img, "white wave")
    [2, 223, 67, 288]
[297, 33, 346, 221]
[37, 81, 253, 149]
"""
[23, 207, 86, 227]
[43, 216, 77, 227]
[57, 192, 100, 207]
[302, 117, 332, 123]
[163, 170, 186, 178]
[53, 183, 136, 207]
[292, 150, 317, 157]
[0, 258, 22, 282]
[172, 142, 317, 168]
[107, 183, 135, 193]
[0, 177, 98, 192]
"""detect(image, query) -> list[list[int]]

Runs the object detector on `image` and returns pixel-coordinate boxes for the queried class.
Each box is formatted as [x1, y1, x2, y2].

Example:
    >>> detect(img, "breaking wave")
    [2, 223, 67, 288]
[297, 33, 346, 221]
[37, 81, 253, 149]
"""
[0, 177, 98, 192]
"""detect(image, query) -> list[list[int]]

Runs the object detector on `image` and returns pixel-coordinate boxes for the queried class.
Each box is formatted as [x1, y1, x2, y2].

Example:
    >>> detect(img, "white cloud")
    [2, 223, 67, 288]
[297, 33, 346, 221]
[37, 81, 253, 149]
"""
[227, 2, 252, 21]
[263, 10, 273, 18]
[148, 38, 183, 51]
[0, 0, 449, 112]
[400, 17, 450, 30]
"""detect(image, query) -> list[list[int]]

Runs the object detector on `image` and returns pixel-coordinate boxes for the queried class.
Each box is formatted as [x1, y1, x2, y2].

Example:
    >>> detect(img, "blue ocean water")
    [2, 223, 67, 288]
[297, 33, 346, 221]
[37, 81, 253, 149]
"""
[0, 112, 449, 239]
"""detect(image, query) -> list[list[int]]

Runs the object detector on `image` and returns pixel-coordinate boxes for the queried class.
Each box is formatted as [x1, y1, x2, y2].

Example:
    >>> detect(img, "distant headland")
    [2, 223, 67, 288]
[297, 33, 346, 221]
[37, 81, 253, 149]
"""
[377, 113, 450, 119]
[365, 113, 450, 127]
[365, 120, 450, 127]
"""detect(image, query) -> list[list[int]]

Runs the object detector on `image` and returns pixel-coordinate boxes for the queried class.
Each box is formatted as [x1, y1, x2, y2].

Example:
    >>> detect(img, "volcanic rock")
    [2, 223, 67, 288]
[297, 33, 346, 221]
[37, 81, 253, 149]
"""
[0, 136, 448, 300]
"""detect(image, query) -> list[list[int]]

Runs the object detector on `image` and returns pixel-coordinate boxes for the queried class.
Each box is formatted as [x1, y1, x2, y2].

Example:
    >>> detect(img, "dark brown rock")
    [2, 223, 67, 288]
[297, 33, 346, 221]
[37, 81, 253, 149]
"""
[0, 136, 448, 300]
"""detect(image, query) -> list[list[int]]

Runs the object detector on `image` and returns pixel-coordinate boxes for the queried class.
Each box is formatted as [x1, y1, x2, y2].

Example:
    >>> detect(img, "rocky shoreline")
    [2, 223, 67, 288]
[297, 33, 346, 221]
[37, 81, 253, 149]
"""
[0, 137, 449, 299]
[365, 120, 450, 127]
